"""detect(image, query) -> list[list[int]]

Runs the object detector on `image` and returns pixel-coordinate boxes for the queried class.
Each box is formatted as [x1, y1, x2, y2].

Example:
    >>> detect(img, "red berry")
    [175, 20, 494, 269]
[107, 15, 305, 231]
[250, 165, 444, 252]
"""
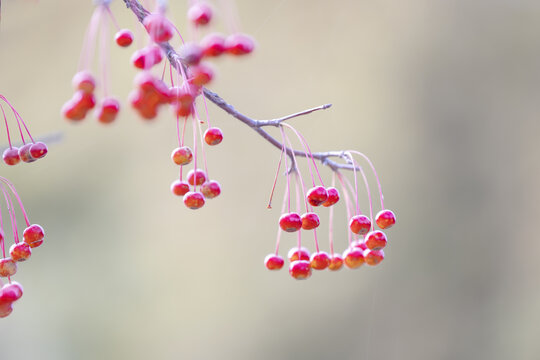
[375, 209, 396, 229]
[201, 180, 221, 199]
[187, 169, 207, 186]
[72, 71, 96, 93]
[115, 29, 134, 47]
[289, 260, 311, 280]
[187, 3, 213, 26]
[365, 231, 387, 250]
[264, 254, 284, 270]
[328, 254, 344, 271]
[62, 99, 87, 121]
[300, 212, 320, 230]
[0, 258, 17, 277]
[179, 43, 203, 66]
[349, 215, 371, 235]
[322, 187, 340, 207]
[306, 186, 328, 207]
[18, 144, 35, 163]
[204, 127, 223, 146]
[279, 212, 302, 232]
[225, 33, 255, 55]
[170, 180, 190, 196]
[96, 98, 120, 124]
[183, 191, 205, 209]
[0, 302, 13, 318]
[10, 242, 31, 262]
[287, 247, 310, 262]
[363, 249, 385, 266]
[310, 251, 330, 270]
[143, 14, 174, 42]
[171, 146, 193, 165]
[0, 282, 23, 303]
[29, 239, 43, 248]
[343, 248, 365, 269]
[3, 147, 20, 166]
[352, 240, 368, 251]
[190, 63, 214, 86]
[201, 33, 226, 57]
[131, 45, 163, 69]
[169, 85, 197, 107]
[23, 224, 45, 247]
[29, 142, 48, 159]
[72, 90, 96, 110]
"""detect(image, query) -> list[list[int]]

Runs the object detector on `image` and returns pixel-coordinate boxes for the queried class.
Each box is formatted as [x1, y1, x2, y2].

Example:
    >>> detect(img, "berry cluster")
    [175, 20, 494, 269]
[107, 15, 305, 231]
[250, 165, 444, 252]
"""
[0, 177, 45, 317]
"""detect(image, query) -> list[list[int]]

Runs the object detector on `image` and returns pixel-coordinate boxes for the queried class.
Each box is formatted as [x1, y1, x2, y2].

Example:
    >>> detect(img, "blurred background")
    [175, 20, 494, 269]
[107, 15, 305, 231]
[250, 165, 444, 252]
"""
[0, 0, 539, 359]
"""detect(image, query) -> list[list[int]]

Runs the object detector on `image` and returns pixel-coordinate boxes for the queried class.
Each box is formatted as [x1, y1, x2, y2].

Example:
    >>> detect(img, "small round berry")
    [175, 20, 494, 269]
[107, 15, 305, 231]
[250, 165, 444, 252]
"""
[204, 127, 223, 146]
[352, 240, 368, 251]
[143, 14, 174, 42]
[279, 212, 302, 232]
[190, 63, 214, 86]
[0, 302, 13, 318]
[322, 187, 340, 207]
[115, 29, 134, 47]
[29, 239, 43, 249]
[96, 98, 120, 124]
[289, 260, 312, 280]
[300, 212, 320, 230]
[170, 180, 190, 196]
[72, 71, 96, 93]
[187, 169, 207, 186]
[201, 180, 221, 199]
[183, 191, 205, 209]
[375, 209, 396, 229]
[365, 230, 387, 250]
[343, 248, 365, 269]
[310, 251, 331, 270]
[72, 90, 96, 110]
[23, 224, 45, 246]
[225, 33, 255, 55]
[3, 147, 20, 166]
[306, 186, 328, 207]
[287, 247, 310, 262]
[131, 45, 163, 69]
[10, 242, 31, 262]
[264, 254, 284, 270]
[18, 144, 35, 163]
[0, 281, 23, 302]
[349, 215, 371, 235]
[363, 249, 385, 266]
[328, 254, 344, 271]
[187, 3, 213, 26]
[0, 258, 17, 277]
[29, 142, 48, 159]
[201, 33, 226, 57]
[171, 146, 193, 165]
[179, 43, 204, 66]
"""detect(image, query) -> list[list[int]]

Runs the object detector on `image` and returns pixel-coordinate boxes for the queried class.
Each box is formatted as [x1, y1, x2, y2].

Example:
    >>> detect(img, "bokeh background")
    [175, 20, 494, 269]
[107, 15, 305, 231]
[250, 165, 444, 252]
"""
[0, 0, 539, 359]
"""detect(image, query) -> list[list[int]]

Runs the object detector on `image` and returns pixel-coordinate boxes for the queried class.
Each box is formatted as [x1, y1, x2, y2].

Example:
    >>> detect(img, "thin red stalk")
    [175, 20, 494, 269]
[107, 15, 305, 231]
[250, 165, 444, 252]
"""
[0, 177, 30, 226]
[0, 103, 12, 148]
[336, 172, 354, 247]
[348, 150, 385, 209]
[267, 140, 285, 209]
[282, 127, 309, 212]
[279, 126, 291, 212]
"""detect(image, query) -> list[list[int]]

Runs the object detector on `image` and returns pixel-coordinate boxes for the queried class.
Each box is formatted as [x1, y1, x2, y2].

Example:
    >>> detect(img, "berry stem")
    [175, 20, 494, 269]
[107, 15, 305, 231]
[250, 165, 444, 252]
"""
[0, 183, 18, 244]
[0, 177, 30, 226]
[348, 150, 385, 209]
[336, 172, 354, 247]
[279, 126, 291, 212]
[347, 153, 374, 230]
[104, 4, 121, 31]
[328, 173, 336, 255]
[201, 94, 212, 128]
[273, 187, 289, 255]
[282, 126, 309, 212]
[0, 103, 12, 148]
[194, 107, 210, 177]
[267, 139, 285, 209]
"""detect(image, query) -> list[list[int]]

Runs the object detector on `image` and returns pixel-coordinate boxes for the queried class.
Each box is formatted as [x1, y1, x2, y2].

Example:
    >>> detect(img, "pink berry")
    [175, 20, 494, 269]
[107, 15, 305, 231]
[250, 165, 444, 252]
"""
[131, 45, 163, 69]
[201, 180, 221, 199]
[171, 146, 193, 165]
[322, 187, 340, 207]
[279, 212, 302, 232]
[183, 191, 205, 209]
[179, 43, 204, 66]
[0, 302, 13, 318]
[187, 169, 207, 186]
[72, 71, 96, 93]
[365, 231, 387, 250]
[310, 251, 330, 270]
[264, 254, 284, 270]
[29, 142, 48, 159]
[363, 249, 385, 266]
[349, 215, 371, 235]
[170, 180, 190, 196]
[328, 254, 344, 271]
[204, 127, 223, 146]
[0, 258, 17, 277]
[375, 209, 396, 229]
[0, 282, 23, 303]
[23, 224, 45, 247]
[343, 248, 364, 269]
[10, 242, 31, 262]
[300, 212, 320, 230]
[190, 63, 214, 87]
[187, 3, 213, 26]
[115, 29, 134, 47]
[201, 33, 226, 57]
[352, 240, 368, 251]
[306, 186, 328, 207]
[96, 98, 120, 124]
[225, 33, 255, 55]
[287, 247, 310, 262]
[289, 260, 311, 280]
[143, 14, 174, 42]
[3, 147, 20, 166]
[18, 144, 35, 163]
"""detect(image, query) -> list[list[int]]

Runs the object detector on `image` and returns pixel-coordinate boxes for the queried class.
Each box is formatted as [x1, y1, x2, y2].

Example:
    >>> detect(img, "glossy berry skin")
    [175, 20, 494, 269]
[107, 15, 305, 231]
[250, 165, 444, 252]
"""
[201, 33, 226, 57]
[301, 212, 320, 230]
[179, 43, 204, 66]
[183, 191, 205, 209]
[343, 248, 365, 269]
[322, 187, 340, 207]
[96, 98, 120, 124]
[310, 251, 331, 270]
[287, 247, 310, 262]
[23, 224, 45, 247]
[187, 3, 213, 26]
[264, 254, 284, 270]
[115, 29, 134, 47]
[171, 180, 190, 196]
[375, 209, 396, 229]
[29, 142, 48, 159]
[349, 215, 371, 235]
[365, 231, 387, 250]
[0, 282, 23, 303]
[204, 127, 223, 146]
[143, 14, 174, 42]
[171, 146, 193, 165]
[10, 242, 31, 262]
[279, 212, 302, 232]
[0, 258, 17, 277]
[364, 249, 385, 266]
[328, 254, 344, 271]
[289, 260, 312, 280]
[72, 71, 96, 93]
[201, 180, 221, 199]
[3, 147, 20, 166]
[187, 169, 207, 186]
[190, 64, 214, 87]
[225, 33, 255, 55]
[18, 144, 35, 163]
[306, 186, 328, 207]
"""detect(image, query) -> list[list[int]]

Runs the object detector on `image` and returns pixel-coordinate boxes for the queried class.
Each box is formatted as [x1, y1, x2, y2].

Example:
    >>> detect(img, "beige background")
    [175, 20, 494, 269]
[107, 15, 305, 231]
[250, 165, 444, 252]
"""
[0, 0, 539, 359]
